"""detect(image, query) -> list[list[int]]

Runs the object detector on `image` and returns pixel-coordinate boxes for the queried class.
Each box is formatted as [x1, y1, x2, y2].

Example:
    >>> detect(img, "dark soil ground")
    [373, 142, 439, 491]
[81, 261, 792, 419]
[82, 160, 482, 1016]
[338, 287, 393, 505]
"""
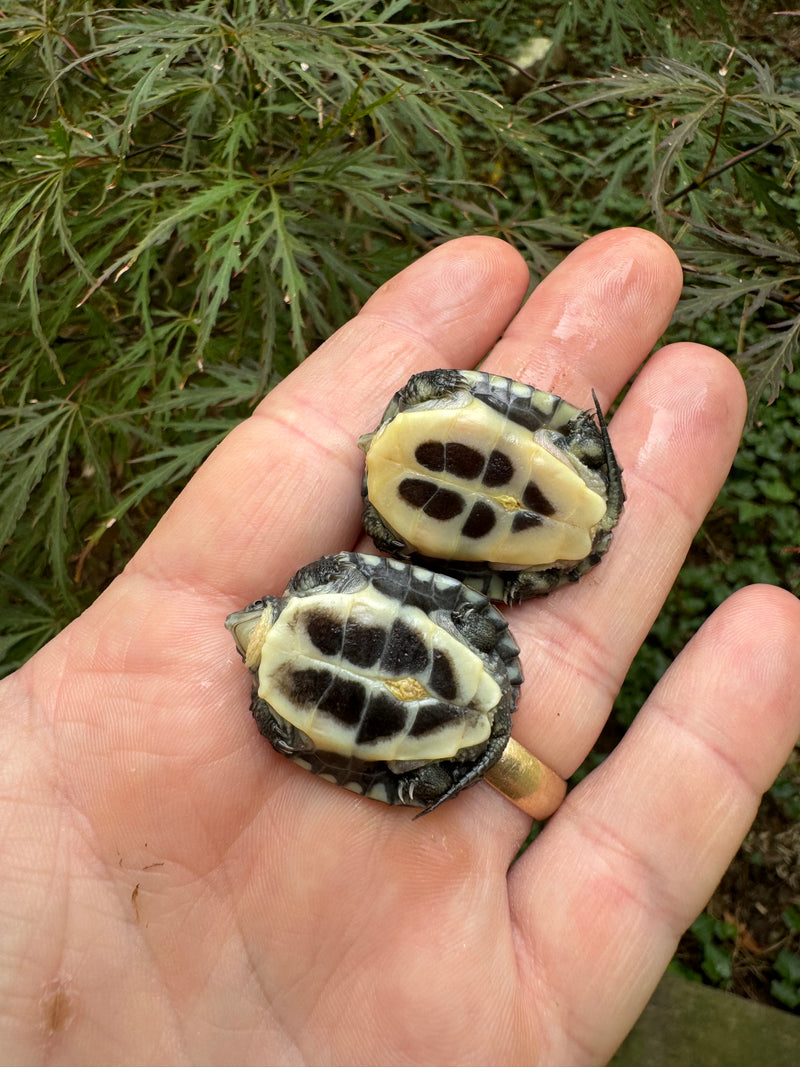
[580, 705, 800, 1014]
[674, 745, 800, 1011]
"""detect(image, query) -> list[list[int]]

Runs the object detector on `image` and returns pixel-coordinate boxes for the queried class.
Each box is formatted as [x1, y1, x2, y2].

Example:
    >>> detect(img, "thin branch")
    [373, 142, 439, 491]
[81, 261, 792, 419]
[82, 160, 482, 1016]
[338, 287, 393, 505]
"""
[697, 97, 728, 184]
[635, 123, 792, 224]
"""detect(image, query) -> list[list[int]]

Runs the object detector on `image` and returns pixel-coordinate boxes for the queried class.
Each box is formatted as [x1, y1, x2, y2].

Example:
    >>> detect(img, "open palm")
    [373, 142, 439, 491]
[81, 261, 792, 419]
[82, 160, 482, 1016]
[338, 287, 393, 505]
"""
[3, 228, 799, 1066]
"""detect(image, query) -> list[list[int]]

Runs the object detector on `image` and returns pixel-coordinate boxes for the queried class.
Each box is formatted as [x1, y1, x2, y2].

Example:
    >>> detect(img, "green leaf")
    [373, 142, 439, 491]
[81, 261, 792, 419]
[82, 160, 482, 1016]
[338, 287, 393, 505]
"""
[770, 978, 800, 1009]
[45, 119, 71, 156]
[755, 477, 795, 504]
[0, 402, 76, 552]
[774, 948, 800, 984]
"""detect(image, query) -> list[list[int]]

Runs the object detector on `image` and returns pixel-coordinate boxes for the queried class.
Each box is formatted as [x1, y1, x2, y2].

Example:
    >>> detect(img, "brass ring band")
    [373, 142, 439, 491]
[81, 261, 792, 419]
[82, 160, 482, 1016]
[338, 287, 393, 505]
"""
[483, 738, 567, 819]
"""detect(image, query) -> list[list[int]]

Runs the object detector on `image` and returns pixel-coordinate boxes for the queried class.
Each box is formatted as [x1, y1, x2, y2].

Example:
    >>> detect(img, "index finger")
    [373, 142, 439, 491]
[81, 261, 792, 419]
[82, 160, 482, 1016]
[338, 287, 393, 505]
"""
[128, 236, 530, 600]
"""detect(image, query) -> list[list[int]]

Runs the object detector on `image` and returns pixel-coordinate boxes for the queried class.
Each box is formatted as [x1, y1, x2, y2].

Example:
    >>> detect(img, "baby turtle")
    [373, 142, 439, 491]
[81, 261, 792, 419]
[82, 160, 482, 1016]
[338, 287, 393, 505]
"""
[359, 369, 625, 603]
[225, 552, 521, 814]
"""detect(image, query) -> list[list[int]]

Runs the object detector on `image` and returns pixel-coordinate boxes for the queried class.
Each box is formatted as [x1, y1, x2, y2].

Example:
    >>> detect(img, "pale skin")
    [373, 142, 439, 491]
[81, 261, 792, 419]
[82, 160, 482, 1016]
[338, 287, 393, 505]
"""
[2, 228, 800, 1067]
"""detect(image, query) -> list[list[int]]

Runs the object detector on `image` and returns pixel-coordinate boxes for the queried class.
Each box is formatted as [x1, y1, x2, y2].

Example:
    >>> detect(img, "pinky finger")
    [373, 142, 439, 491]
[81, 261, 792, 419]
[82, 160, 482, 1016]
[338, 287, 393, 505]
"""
[508, 584, 800, 1066]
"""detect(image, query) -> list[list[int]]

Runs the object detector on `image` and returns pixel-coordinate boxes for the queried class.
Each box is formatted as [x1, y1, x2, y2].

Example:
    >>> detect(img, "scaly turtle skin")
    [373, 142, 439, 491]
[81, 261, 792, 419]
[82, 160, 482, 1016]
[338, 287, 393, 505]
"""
[359, 369, 625, 603]
[225, 552, 521, 814]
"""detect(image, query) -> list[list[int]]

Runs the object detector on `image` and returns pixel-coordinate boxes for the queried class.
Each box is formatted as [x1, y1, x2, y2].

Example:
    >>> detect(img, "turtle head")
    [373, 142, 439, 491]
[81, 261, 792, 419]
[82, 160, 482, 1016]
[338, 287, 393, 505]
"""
[225, 597, 283, 670]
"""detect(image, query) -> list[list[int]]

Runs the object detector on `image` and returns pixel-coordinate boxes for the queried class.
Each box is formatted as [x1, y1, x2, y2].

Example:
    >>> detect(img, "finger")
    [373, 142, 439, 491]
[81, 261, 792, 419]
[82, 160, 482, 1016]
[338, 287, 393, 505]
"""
[128, 237, 531, 600]
[509, 584, 800, 1065]
[508, 341, 747, 773]
[484, 227, 684, 406]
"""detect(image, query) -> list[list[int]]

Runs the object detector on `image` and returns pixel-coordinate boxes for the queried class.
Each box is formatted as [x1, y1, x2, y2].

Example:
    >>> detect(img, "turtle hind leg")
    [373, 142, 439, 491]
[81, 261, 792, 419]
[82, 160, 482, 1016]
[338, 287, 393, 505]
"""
[361, 500, 409, 556]
[411, 716, 512, 817]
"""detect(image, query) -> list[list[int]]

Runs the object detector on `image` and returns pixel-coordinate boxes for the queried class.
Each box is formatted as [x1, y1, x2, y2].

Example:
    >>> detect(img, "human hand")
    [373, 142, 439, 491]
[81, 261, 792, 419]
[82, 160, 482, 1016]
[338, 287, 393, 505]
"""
[2, 229, 799, 1065]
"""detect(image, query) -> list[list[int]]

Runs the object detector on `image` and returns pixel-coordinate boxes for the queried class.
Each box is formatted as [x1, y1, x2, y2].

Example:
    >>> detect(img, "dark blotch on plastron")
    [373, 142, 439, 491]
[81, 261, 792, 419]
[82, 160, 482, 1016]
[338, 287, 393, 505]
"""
[415, 440, 445, 472]
[408, 702, 451, 737]
[444, 442, 484, 480]
[483, 449, 514, 487]
[399, 477, 437, 509]
[423, 488, 464, 521]
[462, 500, 496, 539]
[511, 512, 543, 533]
[357, 692, 408, 744]
[477, 389, 549, 432]
[281, 666, 333, 706]
[429, 649, 457, 701]
[381, 619, 429, 674]
[305, 611, 344, 657]
[371, 576, 433, 614]
[523, 480, 556, 516]
[342, 621, 385, 669]
[318, 675, 365, 726]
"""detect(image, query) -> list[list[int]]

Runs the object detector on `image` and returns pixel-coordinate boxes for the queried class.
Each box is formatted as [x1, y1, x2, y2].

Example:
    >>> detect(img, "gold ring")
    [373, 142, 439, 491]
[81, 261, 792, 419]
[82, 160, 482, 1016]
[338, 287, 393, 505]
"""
[484, 738, 567, 819]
